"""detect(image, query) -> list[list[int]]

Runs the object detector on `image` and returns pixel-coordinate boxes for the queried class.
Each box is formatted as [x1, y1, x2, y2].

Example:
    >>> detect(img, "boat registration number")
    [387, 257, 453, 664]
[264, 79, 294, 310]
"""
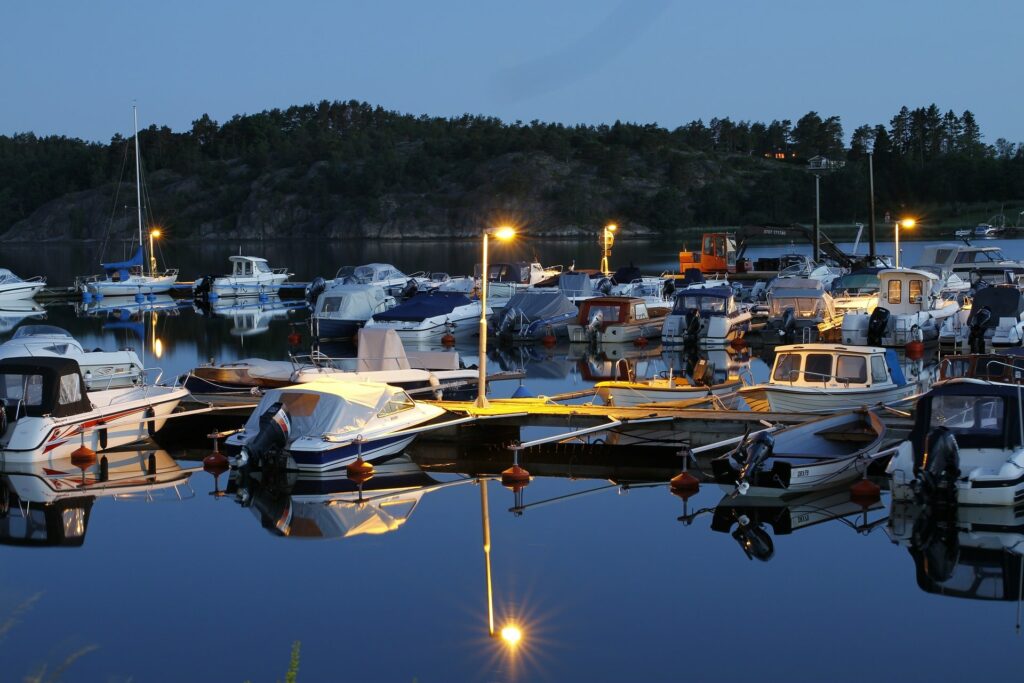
[795, 469, 810, 478]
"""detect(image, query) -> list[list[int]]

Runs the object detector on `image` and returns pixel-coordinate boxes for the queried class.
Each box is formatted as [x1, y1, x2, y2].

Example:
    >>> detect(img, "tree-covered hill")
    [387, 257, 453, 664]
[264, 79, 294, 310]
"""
[1, 101, 1022, 241]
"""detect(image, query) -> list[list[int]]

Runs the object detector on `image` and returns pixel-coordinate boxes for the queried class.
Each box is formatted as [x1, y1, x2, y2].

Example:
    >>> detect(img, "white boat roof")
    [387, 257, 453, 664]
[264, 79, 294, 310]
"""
[878, 268, 938, 280]
[775, 343, 887, 355]
[229, 255, 269, 263]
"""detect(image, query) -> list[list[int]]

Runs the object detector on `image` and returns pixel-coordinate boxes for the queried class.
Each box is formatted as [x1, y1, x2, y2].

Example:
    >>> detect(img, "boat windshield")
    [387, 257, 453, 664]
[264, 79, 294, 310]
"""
[770, 297, 822, 318]
[0, 372, 45, 407]
[673, 294, 727, 314]
[587, 305, 622, 324]
[353, 266, 376, 282]
[319, 296, 348, 314]
[255, 261, 272, 274]
[335, 266, 355, 280]
[831, 273, 879, 293]
[930, 394, 1003, 437]
[12, 325, 70, 339]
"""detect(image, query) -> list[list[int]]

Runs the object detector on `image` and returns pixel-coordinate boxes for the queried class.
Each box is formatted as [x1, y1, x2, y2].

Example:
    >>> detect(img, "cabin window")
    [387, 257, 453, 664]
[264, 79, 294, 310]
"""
[58, 374, 82, 405]
[871, 356, 888, 382]
[909, 279, 923, 302]
[256, 261, 271, 274]
[770, 297, 821, 318]
[772, 353, 801, 382]
[0, 373, 44, 406]
[887, 280, 902, 304]
[804, 354, 833, 382]
[587, 305, 622, 324]
[954, 252, 977, 264]
[835, 355, 867, 383]
[703, 236, 714, 254]
[378, 392, 416, 417]
[320, 296, 346, 314]
[634, 304, 649, 321]
[930, 395, 1003, 435]
[243, 261, 253, 276]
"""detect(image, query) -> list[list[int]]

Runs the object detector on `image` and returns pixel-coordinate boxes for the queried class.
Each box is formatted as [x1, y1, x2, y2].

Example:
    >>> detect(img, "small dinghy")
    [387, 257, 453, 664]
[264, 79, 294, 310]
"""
[711, 409, 887, 498]
[225, 381, 448, 472]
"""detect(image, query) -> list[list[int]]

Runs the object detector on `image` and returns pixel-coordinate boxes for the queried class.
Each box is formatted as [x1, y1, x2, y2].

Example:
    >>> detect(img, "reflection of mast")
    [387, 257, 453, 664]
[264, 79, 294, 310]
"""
[481, 478, 495, 636]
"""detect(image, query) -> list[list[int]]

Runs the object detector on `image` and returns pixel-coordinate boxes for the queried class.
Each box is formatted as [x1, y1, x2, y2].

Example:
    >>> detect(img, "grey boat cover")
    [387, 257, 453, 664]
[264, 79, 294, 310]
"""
[498, 290, 577, 322]
[968, 286, 1024, 327]
[315, 284, 388, 321]
[356, 328, 411, 371]
[769, 277, 824, 292]
[558, 272, 598, 298]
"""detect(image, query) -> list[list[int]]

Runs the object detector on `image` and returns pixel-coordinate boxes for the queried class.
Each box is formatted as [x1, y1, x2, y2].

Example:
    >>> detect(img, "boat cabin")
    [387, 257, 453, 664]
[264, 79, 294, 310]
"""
[939, 350, 1024, 383]
[0, 357, 92, 420]
[768, 344, 905, 390]
[229, 256, 276, 278]
[877, 269, 938, 315]
[577, 297, 656, 331]
[347, 264, 409, 286]
[315, 284, 391, 320]
[474, 262, 558, 285]
[909, 380, 1021, 458]
[768, 279, 836, 321]
[679, 232, 737, 274]
[671, 287, 739, 316]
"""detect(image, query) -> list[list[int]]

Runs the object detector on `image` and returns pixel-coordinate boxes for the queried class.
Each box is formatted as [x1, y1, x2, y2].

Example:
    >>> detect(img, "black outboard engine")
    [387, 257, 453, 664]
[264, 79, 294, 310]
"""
[684, 308, 702, 344]
[306, 276, 327, 305]
[193, 275, 214, 300]
[597, 277, 613, 295]
[662, 278, 675, 299]
[914, 426, 960, 499]
[732, 519, 775, 562]
[399, 278, 418, 300]
[867, 307, 891, 346]
[733, 432, 775, 487]
[777, 307, 796, 342]
[0, 401, 7, 438]
[239, 402, 291, 469]
[968, 305, 992, 353]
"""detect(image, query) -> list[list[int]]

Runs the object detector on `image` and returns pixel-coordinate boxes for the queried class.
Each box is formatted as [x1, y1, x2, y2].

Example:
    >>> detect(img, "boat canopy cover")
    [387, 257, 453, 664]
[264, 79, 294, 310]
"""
[0, 269, 27, 285]
[968, 286, 1024, 327]
[770, 277, 824, 291]
[671, 286, 734, 314]
[884, 349, 907, 386]
[484, 262, 531, 283]
[0, 356, 91, 418]
[911, 380, 1022, 454]
[11, 325, 73, 340]
[315, 284, 388, 321]
[498, 290, 577, 321]
[372, 292, 472, 323]
[100, 246, 143, 281]
[611, 266, 642, 285]
[558, 272, 598, 298]
[244, 380, 416, 442]
[356, 328, 411, 372]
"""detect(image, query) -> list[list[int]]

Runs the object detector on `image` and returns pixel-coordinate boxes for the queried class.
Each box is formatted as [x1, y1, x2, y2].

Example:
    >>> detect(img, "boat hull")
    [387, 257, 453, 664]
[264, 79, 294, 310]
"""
[0, 283, 46, 301]
[596, 380, 742, 407]
[739, 383, 917, 413]
[86, 275, 179, 296]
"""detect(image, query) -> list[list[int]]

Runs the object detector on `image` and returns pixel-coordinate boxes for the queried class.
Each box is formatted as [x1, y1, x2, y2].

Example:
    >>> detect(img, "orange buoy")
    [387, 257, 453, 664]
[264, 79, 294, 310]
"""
[905, 340, 925, 359]
[501, 463, 531, 487]
[670, 471, 700, 493]
[70, 443, 97, 469]
[730, 337, 747, 349]
[347, 456, 375, 478]
[441, 332, 456, 346]
[203, 451, 229, 474]
[850, 477, 881, 503]
[347, 468, 374, 485]
[287, 331, 301, 346]
[542, 334, 557, 347]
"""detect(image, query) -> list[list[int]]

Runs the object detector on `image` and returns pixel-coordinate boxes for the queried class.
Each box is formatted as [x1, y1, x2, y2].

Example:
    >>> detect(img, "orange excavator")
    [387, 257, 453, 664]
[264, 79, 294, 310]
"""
[678, 232, 737, 274]
[679, 224, 858, 274]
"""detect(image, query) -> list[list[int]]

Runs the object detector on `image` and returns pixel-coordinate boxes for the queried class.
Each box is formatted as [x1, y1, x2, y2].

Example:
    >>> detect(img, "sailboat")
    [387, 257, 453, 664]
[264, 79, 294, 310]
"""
[81, 106, 178, 298]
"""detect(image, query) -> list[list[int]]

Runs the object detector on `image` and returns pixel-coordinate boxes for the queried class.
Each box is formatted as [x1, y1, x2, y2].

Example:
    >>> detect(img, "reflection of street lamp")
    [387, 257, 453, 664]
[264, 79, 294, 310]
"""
[149, 228, 161, 276]
[600, 223, 617, 276]
[476, 226, 516, 408]
[894, 218, 915, 268]
[480, 478, 523, 647]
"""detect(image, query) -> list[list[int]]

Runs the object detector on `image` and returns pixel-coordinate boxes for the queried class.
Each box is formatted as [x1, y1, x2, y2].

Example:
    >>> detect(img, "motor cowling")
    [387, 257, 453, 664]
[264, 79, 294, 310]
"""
[684, 308, 702, 341]
[915, 426, 961, 498]
[778, 307, 796, 341]
[587, 310, 604, 335]
[193, 275, 214, 300]
[240, 402, 291, 468]
[499, 309, 517, 335]
[968, 305, 992, 353]
[0, 402, 7, 438]
[662, 278, 675, 299]
[867, 307, 891, 346]
[732, 518, 775, 562]
[733, 432, 775, 486]
[399, 279, 418, 300]
[306, 276, 327, 304]
[597, 278, 613, 295]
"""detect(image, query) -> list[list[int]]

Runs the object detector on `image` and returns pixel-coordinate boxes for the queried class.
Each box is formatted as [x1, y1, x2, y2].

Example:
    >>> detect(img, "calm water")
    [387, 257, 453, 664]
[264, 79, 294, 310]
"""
[0, 237, 1021, 682]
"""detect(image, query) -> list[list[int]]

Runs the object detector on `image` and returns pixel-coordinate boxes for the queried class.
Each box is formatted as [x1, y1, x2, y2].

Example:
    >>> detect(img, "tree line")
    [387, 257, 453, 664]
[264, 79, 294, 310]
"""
[0, 100, 1022, 236]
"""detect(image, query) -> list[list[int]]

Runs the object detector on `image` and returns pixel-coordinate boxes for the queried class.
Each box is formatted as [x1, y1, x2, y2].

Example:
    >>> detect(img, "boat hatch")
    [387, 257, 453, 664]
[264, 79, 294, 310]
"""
[0, 357, 91, 418]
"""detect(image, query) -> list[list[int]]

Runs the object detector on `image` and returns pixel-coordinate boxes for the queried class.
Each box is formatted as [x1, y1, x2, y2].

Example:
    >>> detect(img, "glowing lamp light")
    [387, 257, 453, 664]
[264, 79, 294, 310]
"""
[494, 226, 516, 241]
[500, 625, 522, 646]
[154, 338, 163, 359]
[150, 228, 162, 238]
[900, 218, 915, 229]
[606, 223, 617, 233]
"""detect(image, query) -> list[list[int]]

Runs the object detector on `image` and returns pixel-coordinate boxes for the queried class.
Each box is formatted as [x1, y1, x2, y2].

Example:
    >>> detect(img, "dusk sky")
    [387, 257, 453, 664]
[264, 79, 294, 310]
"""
[4, 0, 1023, 144]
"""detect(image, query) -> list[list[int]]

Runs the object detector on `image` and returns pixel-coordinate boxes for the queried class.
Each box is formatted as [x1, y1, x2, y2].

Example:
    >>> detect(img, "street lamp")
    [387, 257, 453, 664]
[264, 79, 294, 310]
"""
[149, 228, 162, 276]
[894, 218, 915, 269]
[600, 223, 617, 276]
[476, 226, 516, 408]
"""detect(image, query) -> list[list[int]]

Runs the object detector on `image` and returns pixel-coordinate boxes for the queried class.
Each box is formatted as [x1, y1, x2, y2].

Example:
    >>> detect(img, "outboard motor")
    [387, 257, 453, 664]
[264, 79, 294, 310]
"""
[499, 309, 518, 335]
[399, 278, 418, 300]
[914, 426, 961, 500]
[662, 278, 675, 300]
[968, 305, 992, 353]
[683, 308, 702, 344]
[777, 307, 796, 342]
[597, 277, 613, 295]
[732, 432, 775, 492]
[306, 276, 327, 305]
[586, 310, 604, 338]
[0, 401, 7, 437]
[237, 402, 291, 469]
[193, 275, 214, 301]
[731, 517, 775, 562]
[867, 307, 891, 346]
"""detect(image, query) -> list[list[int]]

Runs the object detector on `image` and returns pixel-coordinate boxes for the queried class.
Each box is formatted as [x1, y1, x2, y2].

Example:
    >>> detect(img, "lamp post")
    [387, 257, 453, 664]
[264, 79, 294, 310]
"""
[894, 218, 915, 269]
[149, 228, 161, 276]
[600, 223, 617, 276]
[476, 226, 516, 408]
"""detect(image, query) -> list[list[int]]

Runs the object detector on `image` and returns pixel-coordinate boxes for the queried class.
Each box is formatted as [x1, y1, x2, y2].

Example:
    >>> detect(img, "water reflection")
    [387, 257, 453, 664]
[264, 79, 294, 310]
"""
[0, 303, 46, 334]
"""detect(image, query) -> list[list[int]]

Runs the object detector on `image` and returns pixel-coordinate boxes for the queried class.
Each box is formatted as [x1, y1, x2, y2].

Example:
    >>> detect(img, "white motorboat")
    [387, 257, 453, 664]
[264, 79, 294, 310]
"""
[311, 283, 395, 341]
[567, 296, 668, 344]
[0, 303, 45, 334]
[829, 268, 883, 315]
[226, 381, 448, 472]
[711, 409, 887, 498]
[333, 263, 424, 298]
[662, 286, 751, 346]
[737, 343, 919, 413]
[887, 376, 1024, 506]
[491, 289, 578, 343]
[193, 255, 292, 299]
[0, 357, 187, 464]
[81, 107, 178, 297]
[764, 278, 840, 343]
[0, 269, 45, 301]
[594, 373, 742, 407]
[0, 325, 145, 389]
[921, 243, 1024, 285]
[365, 291, 483, 343]
[938, 285, 1024, 351]
[841, 268, 960, 346]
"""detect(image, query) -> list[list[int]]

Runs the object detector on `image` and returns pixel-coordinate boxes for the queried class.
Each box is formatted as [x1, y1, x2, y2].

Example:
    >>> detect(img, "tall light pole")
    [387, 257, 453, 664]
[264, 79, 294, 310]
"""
[868, 152, 877, 259]
[476, 226, 516, 408]
[600, 223, 617, 276]
[149, 228, 161, 276]
[894, 218, 915, 269]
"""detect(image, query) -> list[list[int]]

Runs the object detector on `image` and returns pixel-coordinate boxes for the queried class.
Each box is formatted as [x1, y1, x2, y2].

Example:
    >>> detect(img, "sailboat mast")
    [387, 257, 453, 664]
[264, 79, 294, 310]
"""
[133, 105, 145, 275]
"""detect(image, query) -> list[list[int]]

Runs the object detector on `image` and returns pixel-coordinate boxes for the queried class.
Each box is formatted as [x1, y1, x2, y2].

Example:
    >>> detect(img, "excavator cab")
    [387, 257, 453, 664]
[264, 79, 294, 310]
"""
[679, 232, 737, 274]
